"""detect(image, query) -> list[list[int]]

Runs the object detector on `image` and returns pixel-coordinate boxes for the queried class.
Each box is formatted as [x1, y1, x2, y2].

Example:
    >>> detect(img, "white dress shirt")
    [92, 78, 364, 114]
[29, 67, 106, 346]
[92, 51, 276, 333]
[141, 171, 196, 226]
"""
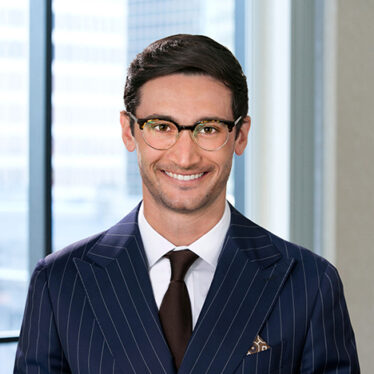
[138, 201, 230, 328]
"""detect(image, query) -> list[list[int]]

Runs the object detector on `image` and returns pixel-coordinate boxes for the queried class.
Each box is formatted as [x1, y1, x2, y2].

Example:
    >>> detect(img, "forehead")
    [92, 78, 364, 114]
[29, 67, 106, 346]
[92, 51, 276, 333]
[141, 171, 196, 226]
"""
[137, 73, 233, 120]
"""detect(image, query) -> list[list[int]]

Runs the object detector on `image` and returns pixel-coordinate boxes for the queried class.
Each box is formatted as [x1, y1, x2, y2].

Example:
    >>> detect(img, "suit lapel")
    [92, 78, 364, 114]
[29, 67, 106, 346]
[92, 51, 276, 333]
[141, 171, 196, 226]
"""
[74, 206, 175, 374]
[179, 206, 295, 374]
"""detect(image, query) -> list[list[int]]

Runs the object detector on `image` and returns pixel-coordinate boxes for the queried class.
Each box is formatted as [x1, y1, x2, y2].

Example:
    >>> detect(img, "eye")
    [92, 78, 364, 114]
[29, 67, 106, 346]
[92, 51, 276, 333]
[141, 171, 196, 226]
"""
[201, 126, 217, 134]
[146, 119, 173, 132]
[196, 121, 223, 135]
[154, 123, 170, 132]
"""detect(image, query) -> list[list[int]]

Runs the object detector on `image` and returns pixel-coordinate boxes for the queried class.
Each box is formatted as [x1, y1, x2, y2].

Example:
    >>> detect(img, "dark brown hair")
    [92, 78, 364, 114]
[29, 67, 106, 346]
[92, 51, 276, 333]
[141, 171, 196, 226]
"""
[124, 34, 248, 134]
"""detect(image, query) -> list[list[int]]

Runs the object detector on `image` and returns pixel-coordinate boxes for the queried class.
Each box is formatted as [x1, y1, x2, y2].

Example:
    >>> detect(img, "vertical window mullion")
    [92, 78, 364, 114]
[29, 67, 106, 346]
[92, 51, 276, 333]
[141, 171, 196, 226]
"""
[290, 0, 324, 253]
[234, 0, 246, 213]
[28, 0, 53, 276]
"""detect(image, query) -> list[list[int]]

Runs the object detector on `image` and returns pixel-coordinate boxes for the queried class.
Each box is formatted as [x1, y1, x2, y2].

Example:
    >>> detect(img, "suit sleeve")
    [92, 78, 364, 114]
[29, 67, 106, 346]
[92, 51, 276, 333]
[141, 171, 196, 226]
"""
[14, 259, 71, 373]
[300, 263, 360, 373]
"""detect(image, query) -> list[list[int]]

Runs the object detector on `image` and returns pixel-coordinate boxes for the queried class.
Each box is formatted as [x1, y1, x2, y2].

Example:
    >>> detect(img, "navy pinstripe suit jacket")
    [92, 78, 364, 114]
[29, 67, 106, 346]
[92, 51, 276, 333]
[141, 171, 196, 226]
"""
[14, 204, 360, 373]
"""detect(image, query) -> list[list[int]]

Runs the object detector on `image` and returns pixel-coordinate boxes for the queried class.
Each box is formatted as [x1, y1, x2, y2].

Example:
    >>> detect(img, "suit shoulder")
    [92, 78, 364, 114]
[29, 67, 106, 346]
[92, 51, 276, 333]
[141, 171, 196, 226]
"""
[229, 204, 334, 274]
[34, 204, 141, 275]
[269, 231, 329, 264]
[39, 230, 107, 271]
[265, 229, 340, 286]
[256, 226, 340, 292]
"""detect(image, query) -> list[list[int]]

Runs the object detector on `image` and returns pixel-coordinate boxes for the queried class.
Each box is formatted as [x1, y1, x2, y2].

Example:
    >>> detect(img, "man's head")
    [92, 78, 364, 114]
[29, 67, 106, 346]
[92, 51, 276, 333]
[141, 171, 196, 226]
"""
[120, 34, 250, 218]
[124, 34, 248, 136]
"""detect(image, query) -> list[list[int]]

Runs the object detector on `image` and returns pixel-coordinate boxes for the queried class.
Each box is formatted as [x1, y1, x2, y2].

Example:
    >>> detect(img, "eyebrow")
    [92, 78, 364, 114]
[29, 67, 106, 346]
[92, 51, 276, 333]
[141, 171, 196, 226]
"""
[138, 114, 234, 124]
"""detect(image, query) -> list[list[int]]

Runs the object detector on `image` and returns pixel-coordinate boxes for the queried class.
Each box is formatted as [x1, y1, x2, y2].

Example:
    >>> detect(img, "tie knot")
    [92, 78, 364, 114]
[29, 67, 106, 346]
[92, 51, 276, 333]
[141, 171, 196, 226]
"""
[165, 249, 198, 281]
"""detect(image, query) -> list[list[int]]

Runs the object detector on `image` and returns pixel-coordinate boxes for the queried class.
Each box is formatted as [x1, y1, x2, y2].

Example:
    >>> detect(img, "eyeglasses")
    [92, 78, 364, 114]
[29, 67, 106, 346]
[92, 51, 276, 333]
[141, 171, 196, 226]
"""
[128, 113, 242, 151]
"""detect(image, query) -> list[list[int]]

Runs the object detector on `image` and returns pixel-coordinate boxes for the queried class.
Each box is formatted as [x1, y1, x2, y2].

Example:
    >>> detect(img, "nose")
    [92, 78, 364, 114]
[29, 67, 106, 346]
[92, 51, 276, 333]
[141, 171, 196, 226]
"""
[167, 129, 202, 168]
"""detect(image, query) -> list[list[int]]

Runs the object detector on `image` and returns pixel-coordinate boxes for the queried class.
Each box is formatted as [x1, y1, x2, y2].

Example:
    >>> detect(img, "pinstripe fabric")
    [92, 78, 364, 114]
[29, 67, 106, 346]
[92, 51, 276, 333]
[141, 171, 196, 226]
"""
[14, 203, 360, 373]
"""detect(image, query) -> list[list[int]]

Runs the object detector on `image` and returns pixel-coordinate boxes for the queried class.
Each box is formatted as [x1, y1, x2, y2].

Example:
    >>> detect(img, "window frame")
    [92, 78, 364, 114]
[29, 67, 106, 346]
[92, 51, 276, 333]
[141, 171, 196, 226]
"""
[0, 0, 52, 345]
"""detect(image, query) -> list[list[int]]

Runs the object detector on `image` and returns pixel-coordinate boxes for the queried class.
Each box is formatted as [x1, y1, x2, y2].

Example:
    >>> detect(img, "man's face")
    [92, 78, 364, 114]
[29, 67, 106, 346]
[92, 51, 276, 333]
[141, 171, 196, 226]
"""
[120, 73, 250, 215]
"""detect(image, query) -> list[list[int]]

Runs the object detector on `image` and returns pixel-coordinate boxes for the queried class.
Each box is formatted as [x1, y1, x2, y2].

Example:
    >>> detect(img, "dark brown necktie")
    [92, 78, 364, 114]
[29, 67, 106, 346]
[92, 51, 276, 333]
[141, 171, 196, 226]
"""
[159, 249, 198, 370]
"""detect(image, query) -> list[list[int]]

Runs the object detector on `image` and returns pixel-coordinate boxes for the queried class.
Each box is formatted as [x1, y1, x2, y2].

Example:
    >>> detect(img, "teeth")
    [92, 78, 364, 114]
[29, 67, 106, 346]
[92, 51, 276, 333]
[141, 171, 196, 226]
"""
[165, 171, 204, 181]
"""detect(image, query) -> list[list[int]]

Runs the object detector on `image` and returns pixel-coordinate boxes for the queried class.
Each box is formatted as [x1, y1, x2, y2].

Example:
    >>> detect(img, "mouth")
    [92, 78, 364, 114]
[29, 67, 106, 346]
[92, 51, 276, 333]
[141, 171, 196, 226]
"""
[164, 171, 205, 181]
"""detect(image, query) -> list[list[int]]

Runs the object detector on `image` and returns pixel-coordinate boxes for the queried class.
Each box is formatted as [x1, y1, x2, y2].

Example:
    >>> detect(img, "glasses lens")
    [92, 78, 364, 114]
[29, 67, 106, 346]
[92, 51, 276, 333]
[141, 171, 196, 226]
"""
[194, 121, 229, 150]
[142, 119, 178, 150]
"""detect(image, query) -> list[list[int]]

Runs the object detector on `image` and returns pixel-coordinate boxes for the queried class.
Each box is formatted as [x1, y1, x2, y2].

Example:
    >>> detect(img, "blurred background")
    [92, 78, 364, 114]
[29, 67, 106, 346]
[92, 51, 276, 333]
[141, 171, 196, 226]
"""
[0, 0, 373, 372]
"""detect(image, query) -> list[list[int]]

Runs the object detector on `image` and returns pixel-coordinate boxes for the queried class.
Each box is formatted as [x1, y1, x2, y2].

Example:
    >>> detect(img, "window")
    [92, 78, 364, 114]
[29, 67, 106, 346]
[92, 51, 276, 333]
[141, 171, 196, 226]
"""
[51, 0, 236, 250]
[0, 0, 29, 369]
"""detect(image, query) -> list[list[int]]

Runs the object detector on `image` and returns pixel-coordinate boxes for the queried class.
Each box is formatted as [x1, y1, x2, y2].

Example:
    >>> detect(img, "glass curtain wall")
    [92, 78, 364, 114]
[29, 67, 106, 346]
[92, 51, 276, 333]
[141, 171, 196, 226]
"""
[0, 0, 29, 371]
[52, 0, 130, 250]
[52, 0, 235, 251]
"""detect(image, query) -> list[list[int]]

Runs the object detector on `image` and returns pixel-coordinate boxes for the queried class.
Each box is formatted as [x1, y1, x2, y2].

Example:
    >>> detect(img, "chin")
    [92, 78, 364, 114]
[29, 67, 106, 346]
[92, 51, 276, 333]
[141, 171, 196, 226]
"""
[158, 194, 213, 214]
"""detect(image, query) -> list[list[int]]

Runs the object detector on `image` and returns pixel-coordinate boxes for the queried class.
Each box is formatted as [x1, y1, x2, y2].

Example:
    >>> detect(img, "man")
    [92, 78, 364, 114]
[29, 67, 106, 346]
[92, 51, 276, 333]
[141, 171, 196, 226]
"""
[15, 34, 359, 373]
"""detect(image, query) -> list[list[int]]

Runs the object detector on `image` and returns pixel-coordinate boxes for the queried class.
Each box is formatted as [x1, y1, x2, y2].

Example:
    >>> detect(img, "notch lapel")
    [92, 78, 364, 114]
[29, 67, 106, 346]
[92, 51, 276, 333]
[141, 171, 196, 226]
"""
[73, 206, 175, 374]
[179, 207, 295, 374]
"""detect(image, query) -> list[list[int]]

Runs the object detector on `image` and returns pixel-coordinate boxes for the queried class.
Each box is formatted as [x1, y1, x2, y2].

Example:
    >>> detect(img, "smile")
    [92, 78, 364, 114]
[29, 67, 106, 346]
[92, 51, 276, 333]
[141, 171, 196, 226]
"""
[164, 171, 204, 181]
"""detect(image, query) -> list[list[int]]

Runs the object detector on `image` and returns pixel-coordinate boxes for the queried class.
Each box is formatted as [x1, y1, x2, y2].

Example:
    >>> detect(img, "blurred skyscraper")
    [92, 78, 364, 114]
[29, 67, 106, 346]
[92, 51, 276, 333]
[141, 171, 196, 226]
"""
[52, 0, 134, 250]
[0, 1, 29, 370]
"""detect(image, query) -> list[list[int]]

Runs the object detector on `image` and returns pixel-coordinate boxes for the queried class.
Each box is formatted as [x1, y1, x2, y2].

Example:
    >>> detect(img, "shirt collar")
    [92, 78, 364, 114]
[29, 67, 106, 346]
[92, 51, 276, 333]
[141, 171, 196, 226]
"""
[138, 201, 231, 269]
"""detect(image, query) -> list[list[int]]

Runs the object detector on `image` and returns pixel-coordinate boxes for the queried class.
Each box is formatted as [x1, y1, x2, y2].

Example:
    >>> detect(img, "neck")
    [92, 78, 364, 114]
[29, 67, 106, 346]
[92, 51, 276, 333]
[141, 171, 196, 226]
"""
[143, 199, 226, 246]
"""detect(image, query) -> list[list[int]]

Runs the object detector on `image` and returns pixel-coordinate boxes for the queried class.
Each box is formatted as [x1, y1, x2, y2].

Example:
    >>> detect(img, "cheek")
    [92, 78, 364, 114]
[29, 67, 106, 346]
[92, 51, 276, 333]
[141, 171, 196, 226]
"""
[135, 144, 160, 171]
[219, 153, 234, 178]
[134, 145, 146, 172]
[217, 147, 235, 167]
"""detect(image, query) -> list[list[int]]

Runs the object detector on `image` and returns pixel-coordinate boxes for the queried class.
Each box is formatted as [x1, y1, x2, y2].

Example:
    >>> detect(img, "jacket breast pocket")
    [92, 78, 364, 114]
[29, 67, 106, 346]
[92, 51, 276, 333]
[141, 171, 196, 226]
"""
[237, 341, 289, 374]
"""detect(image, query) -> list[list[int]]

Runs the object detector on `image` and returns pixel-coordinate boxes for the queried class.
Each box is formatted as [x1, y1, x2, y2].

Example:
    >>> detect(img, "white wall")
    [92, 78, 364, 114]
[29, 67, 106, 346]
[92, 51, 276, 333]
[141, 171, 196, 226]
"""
[324, 0, 374, 371]
[245, 0, 291, 240]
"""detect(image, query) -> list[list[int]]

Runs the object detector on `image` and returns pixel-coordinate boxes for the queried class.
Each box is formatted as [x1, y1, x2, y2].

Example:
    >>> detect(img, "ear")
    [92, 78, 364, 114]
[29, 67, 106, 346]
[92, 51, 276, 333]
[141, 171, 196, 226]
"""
[120, 111, 136, 152]
[234, 115, 251, 156]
